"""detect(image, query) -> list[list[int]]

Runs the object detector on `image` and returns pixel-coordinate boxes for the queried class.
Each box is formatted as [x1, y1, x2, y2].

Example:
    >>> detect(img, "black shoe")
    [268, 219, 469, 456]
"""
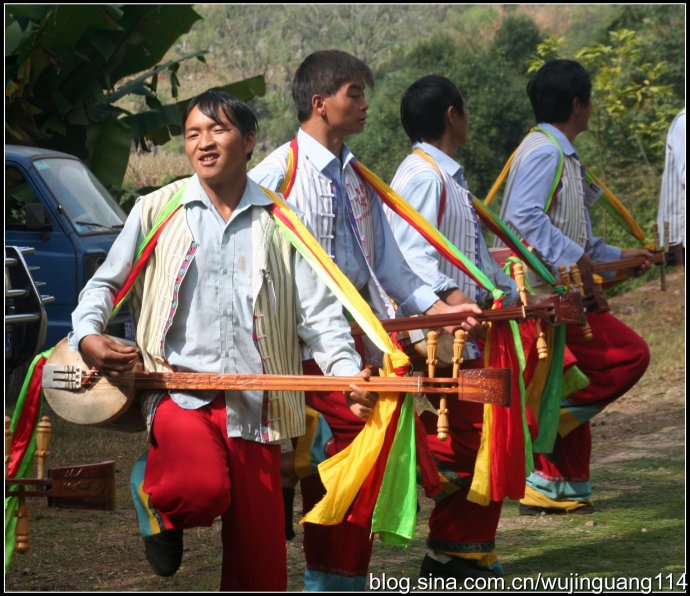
[519, 503, 595, 516]
[144, 529, 183, 577]
[282, 487, 296, 541]
[420, 554, 498, 580]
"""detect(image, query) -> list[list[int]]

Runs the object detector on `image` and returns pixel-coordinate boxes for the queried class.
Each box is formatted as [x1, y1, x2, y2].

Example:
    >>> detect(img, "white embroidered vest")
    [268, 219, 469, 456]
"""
[390, 153, 481, 301]
[258, 142, 395, 320]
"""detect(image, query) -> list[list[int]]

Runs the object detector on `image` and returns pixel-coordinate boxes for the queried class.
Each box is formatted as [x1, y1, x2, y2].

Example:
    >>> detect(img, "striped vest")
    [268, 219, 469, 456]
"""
[657, 110, 686, 247]
[390, 153, 481, 301]
[499, 131, 588, 289]
[130, 179, 305, 441]
[256, 142, 394, 321]
[502, 131, 588, 248]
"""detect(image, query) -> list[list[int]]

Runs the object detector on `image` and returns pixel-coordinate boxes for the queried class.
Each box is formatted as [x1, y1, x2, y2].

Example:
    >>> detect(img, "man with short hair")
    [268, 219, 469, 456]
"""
[388, 74, 520, 579]
[70, 90, 376, 591]
[496, 59, 651, 516]
[250, 50, 482, 591]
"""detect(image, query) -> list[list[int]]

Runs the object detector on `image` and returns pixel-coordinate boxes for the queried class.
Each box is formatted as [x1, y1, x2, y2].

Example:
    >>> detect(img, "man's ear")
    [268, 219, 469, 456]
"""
[572, 97, 582, 116]
[311, 94, 327, 117]
[244, 131, 257, 158]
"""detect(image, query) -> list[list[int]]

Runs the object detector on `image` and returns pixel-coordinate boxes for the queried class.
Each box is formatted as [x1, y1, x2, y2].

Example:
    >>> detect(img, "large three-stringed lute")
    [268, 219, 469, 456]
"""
[42, 338, 511, 427]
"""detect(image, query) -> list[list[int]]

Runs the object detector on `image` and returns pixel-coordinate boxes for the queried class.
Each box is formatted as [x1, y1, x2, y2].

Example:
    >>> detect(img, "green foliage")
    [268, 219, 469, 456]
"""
[492, 14, 542, 70]
[528, 35, 564, 73]
[5, 5, 266, 193]
[353, 20, 538, 198]
[606, 4, 686, 98]
[107, 3, 683, 226]
[575, 29, 677, 170]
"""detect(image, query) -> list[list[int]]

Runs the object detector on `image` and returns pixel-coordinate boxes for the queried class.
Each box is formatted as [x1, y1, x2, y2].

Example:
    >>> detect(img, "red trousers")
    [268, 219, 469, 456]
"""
[421, 388, 502, 553]
[300, 359, 500, 579]
[143, 395, 287, 591]
[533, 311, 650, 483]
[301, 360, 374, 578]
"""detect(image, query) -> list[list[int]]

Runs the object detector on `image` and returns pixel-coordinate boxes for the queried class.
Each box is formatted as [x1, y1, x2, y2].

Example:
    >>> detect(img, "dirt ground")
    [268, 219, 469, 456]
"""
[4, 268, 685, 592]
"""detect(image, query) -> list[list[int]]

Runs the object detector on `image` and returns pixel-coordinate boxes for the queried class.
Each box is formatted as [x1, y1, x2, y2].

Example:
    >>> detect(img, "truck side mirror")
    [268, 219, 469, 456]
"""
[25, 203, 52, 231]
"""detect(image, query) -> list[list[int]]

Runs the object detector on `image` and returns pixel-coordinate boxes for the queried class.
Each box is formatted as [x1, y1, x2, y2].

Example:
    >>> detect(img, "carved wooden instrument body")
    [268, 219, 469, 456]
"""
[42, 338, 511, 427]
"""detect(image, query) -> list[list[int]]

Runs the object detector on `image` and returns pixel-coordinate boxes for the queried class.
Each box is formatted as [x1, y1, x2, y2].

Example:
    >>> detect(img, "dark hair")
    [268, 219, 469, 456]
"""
[185, 90, 258, 159]
[527, 59, 592, 124]
[291, 50, 375, 122]
[400, 75, 465, 143]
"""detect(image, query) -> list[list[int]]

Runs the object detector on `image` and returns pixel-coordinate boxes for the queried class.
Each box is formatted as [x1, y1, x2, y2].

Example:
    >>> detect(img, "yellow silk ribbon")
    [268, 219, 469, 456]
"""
[260, 187, 411, 526]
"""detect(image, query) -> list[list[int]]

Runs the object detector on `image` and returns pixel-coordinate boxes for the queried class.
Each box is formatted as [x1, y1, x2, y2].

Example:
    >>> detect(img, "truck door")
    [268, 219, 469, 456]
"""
[5, 163, 78, 345]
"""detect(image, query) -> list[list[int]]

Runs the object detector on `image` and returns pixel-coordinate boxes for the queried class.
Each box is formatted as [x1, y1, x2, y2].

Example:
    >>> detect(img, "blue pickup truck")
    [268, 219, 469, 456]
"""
[5, 145, 135, 352]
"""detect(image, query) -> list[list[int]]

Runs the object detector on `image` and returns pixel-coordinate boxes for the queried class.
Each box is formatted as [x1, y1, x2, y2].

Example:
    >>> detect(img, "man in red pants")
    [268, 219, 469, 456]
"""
[387, 75, 522, 578]
[496, 59, 651, 514]
[249, 50, 482, 590]
[70, 90, 377, 590]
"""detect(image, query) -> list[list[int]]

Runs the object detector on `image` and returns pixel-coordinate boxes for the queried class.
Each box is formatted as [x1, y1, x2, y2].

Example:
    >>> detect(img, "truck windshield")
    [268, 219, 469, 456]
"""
[33, 157, 127, 235]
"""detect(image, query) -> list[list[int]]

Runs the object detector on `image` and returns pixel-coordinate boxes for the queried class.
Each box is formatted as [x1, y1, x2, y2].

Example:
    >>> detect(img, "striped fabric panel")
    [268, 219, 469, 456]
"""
[292, 167, 337, 259]
[135, 182, 193, 373]
[499, 133, 588, 250]
[495, 133, 589, 292]
[547, 155, 588, 250]
[254, 209, 305, 439]
[261, 142, 338, 259]
[390, 155, 480, 300]
[254, 216, 305, 441]
[658, 141, 686, 247]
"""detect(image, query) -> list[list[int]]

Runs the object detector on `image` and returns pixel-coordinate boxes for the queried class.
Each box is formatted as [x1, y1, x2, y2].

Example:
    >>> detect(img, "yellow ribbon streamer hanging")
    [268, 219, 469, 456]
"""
[260, 188, 411, 526]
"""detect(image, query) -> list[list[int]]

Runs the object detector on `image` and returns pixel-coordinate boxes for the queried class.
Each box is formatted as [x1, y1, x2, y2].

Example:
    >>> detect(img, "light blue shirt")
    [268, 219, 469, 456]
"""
[70, 175, 362, 440]
[391, 142, 519, 307]
[504, 123, 621, 271]
[249, 129, 440, 315]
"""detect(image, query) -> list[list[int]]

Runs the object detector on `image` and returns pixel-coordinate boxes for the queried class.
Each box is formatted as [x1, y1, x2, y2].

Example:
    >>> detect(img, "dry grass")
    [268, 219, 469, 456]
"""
[124, 149, 191, 195]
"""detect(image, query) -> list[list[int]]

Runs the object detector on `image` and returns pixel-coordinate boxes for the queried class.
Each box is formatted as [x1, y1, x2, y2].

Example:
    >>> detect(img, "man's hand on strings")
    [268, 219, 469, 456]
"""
[78, 334, 140, 377]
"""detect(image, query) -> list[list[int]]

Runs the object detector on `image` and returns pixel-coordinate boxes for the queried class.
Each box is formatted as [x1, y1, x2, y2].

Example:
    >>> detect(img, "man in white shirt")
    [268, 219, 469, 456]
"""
[657, 108, 685, 264]
[250, 50, 481, 591]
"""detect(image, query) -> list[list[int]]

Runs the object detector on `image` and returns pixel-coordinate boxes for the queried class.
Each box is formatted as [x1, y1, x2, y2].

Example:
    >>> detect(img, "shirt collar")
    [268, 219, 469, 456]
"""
[182, 173, 273, 212]
[415, 141, 462, 178]
[297, 128, 356, 174]
[537, 122, 578, 157]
